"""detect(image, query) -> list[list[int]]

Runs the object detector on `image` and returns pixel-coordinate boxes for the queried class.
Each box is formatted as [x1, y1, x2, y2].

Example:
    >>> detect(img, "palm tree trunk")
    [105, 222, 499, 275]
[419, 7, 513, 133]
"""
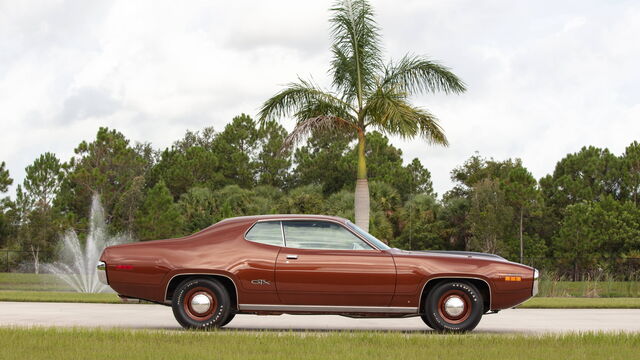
[31, 245, 40, 275]
[519, 207, 524, 264]
[354, 131, 370, 231]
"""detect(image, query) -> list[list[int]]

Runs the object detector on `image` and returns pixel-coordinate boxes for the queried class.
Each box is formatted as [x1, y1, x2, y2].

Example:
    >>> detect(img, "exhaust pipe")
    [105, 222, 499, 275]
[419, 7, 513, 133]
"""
[119, 295, 141, 304]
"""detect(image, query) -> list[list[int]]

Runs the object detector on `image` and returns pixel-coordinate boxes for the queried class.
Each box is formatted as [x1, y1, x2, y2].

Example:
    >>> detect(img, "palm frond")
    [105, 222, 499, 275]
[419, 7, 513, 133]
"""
[293, 97, 353, 125]
[364, 87, 448, 145]
[282, 116, 357, 150]
[382, 54, 466, 95]
[413, 107, 448, 146]
[330, 44, 358, 104]
[329, 0, 383, 104]
[258, 78, 356, 124]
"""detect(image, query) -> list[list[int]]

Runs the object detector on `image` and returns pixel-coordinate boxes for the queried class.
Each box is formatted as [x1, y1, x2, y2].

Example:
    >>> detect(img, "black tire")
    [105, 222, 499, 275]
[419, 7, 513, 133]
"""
[172, 278, 231, 329]
[220, 313, 235, 327]
[423, 281, 483, 332]
[420, 314, 436, 330]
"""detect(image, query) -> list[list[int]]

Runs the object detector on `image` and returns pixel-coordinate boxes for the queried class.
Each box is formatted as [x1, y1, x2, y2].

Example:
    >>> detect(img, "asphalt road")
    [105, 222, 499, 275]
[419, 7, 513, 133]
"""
[1, 302, 639, 333]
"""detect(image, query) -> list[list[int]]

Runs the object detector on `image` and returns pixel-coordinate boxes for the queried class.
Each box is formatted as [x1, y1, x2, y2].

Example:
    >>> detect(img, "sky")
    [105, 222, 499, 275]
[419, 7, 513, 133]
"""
[1, 0, 639, 197]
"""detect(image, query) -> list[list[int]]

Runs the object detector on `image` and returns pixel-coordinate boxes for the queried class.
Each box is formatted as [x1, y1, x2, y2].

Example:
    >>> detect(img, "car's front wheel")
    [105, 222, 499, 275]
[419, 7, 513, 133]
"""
[422, 281, 483, 332]
[220, 313, 235, 327]
[172, 278, 231, 329]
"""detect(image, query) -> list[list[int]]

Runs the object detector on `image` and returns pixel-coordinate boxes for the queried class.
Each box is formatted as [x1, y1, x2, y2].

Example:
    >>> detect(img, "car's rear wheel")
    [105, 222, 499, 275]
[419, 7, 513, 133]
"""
[422, 281, 483, 332]
[172, 278, 231, 329]
[420, 314, 435, 330]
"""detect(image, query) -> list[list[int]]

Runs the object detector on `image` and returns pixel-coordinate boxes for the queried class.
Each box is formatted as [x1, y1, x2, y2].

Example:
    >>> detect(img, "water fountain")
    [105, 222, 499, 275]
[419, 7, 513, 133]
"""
[45, 194, 129, 293]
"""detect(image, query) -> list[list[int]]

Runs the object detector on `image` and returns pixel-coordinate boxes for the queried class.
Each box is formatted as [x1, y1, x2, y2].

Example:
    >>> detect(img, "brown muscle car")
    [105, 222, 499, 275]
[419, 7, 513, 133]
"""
[97, 214, 539, 332]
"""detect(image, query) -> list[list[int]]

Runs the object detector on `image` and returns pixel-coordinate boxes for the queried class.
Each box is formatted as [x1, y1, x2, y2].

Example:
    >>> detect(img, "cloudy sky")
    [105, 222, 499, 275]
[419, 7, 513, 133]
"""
[1, 0, 639, 196]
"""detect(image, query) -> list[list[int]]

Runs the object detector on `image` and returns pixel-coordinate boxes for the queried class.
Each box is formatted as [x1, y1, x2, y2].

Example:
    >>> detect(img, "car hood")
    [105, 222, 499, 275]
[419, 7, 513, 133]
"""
[389, 248, 508, 262]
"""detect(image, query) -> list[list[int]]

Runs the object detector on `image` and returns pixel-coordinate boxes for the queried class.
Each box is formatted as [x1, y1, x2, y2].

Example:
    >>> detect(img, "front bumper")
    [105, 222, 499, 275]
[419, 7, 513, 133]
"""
[532, 268, 539, 296]
[97, 261, 108, 285]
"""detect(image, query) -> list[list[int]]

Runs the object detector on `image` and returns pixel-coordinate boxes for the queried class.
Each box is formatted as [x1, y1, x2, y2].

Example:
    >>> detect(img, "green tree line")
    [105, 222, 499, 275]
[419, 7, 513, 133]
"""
[0, 116, 638, 278]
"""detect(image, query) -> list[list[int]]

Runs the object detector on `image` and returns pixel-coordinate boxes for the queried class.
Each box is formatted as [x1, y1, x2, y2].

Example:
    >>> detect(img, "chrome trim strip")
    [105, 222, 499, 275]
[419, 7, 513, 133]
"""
[164, 273, 240, 306]
[419, 276, 492, 310]
[238, 304, 418, 314]
[280, 221, 286, 247]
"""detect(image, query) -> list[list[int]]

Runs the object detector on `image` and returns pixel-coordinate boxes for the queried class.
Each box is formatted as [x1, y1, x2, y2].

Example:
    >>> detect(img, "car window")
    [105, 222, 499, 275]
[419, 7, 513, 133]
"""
[283, 221, 373, 250]
[346, 221, 390, 250]
[245, 221, 283, 246]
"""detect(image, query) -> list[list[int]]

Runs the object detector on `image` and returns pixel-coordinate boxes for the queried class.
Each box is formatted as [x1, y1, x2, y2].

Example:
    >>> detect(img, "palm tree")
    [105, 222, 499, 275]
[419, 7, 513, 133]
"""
[259, 0, 465, 231]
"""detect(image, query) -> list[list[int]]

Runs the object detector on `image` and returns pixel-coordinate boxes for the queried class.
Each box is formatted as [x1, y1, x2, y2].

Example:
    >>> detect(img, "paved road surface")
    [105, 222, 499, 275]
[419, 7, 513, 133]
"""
[1, 302, 638, 333]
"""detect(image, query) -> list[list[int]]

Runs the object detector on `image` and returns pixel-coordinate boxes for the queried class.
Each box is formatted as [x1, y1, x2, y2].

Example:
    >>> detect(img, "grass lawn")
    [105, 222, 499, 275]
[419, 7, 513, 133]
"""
[0, 328, 637, 360]
[519, 297, 640, 309]
[0, 273, 71, 291]
[0, 291, 120, 303]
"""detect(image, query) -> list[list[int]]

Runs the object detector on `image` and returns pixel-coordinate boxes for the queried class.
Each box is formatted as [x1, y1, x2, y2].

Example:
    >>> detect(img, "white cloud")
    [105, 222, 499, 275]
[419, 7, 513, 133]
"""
[0, 0, 639, 197]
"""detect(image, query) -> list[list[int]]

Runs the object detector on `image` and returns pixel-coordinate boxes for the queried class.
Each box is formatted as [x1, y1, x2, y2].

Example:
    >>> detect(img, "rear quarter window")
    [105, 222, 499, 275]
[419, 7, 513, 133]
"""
[245, 221, 283, 246]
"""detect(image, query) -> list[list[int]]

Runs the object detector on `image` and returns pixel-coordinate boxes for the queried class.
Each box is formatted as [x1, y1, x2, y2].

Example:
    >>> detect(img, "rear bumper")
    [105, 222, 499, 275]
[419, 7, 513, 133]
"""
[97, 261, 108, 285]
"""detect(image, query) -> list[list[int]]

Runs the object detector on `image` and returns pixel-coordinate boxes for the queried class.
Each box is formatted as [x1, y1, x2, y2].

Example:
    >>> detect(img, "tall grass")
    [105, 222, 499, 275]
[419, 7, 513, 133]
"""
[0, 291, 120, 303]
[537, 272, 640, 297]
[0, 328, 638, 360]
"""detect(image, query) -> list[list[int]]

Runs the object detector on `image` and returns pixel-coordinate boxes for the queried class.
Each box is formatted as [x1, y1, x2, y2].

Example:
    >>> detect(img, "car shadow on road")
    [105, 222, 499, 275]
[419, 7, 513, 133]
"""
[212, 327, 517, 334]
[222, 327, 434, 334]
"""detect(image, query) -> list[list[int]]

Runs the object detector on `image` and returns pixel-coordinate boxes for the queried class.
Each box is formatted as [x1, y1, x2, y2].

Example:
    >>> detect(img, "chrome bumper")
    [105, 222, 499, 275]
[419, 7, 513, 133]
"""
[532, 268, 539, 296]
[97, 261, 108, 285]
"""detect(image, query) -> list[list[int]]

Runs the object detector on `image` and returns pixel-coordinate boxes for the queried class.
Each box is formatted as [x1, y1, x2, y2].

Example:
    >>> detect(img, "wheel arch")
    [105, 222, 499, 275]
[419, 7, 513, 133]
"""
[419, 277, 492, 313]
[165, 273, 239, 311]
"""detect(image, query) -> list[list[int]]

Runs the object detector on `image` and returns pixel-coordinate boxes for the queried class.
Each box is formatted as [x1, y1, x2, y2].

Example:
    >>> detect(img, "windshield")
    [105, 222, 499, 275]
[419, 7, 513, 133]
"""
[345, 221, 391, 250]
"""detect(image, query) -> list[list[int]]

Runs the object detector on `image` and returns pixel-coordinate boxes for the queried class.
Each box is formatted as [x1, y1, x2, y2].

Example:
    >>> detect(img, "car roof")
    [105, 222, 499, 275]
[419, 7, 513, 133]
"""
[217, 214, 349, 225]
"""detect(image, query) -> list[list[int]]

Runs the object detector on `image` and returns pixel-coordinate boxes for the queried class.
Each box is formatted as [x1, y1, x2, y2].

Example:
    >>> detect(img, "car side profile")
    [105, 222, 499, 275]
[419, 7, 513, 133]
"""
[98, 214, 538, 332]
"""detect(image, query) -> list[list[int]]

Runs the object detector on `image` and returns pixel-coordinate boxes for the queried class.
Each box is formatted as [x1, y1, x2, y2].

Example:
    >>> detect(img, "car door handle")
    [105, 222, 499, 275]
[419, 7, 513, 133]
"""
[286, 255, 298, 260]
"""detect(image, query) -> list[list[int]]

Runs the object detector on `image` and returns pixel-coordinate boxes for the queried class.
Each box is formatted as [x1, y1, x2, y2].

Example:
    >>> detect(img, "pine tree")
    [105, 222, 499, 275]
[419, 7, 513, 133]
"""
[135, 181, 184, 241]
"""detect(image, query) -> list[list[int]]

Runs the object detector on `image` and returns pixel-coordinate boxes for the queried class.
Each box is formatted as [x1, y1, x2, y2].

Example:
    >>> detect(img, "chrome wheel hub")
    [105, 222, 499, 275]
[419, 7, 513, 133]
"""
[443, 296, 465, 317]
[190, 293, 212, 314]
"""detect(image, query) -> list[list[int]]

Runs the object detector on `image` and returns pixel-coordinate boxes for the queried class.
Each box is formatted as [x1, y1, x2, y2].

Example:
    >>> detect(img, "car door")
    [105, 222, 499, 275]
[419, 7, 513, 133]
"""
[238, 220, 284, 305]
[275, 220, 396, 307]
